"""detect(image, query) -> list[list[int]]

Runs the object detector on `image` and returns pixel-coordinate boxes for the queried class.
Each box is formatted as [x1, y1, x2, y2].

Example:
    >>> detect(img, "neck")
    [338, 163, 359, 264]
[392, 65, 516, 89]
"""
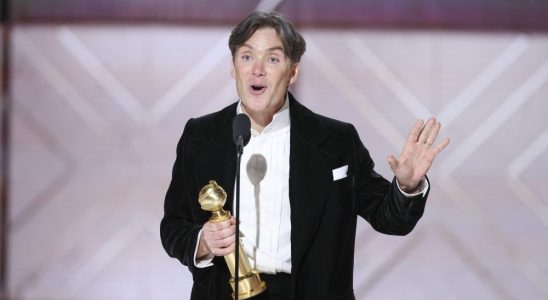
[241, 101, 285, 133]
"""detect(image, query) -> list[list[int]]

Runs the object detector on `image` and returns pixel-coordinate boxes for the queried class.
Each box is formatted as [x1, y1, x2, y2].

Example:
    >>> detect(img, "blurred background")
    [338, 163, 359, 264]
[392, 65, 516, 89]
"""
[1, 0, 548, 299]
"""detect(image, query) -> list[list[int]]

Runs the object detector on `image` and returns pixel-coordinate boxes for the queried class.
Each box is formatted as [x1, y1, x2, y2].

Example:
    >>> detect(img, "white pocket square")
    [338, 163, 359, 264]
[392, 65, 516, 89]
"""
[332, 165, 348, 181]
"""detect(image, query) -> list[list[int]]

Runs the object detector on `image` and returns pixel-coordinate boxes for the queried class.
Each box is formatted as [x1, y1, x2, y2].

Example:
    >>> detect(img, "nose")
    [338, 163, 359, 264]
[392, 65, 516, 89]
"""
[252, 60, 266, 77]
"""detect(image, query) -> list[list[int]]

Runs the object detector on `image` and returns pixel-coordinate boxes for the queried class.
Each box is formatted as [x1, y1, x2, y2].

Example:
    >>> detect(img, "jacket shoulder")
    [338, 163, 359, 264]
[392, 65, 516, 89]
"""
[313, 112, 356, 137]
[179, 103, 236, 154]
[190, 102, 236, 130]
[289, 95, 357, 141]
[183, 102, 237, 146]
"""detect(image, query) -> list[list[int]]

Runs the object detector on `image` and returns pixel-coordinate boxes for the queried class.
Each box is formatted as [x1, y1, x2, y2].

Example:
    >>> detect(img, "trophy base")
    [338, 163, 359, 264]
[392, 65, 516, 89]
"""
[229, 270, 267, 299]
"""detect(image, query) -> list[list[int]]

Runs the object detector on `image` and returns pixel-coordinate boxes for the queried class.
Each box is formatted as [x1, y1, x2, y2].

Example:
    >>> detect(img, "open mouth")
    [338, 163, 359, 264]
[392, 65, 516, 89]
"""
[249, 84, 266, 95]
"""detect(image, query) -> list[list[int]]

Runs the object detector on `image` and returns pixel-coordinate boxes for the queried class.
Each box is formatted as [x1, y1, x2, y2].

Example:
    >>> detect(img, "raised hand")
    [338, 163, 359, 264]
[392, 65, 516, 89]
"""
[387, 117, 450, 193]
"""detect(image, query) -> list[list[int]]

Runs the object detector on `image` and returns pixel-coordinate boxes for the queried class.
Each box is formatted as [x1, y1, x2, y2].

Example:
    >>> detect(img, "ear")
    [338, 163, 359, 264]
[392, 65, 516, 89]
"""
[230, 59, 236, 79]
[288, 62, 300, 85]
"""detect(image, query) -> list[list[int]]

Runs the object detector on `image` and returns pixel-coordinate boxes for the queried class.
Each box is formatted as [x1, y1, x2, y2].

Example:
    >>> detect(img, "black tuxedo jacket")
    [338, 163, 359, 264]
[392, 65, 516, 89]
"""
[161, 94, 428, 300]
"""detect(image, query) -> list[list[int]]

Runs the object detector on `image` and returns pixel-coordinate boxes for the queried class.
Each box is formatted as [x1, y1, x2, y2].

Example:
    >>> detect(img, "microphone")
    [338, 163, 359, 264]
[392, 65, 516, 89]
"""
[232, 113, 251, 148]
[232, 113, 250, 300]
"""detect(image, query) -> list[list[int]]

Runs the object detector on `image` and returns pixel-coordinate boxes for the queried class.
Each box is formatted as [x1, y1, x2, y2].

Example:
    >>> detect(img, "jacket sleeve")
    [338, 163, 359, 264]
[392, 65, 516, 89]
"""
[160, 118, 203, 272]
[351, 125, 428, 235]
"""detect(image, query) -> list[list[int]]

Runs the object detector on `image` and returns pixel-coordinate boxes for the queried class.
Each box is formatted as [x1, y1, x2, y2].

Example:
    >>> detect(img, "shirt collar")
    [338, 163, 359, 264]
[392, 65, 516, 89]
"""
[237, 94, 290, 136]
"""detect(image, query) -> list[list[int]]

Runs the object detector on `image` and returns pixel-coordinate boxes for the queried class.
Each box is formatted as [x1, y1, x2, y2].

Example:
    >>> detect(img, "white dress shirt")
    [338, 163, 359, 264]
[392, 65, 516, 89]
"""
[236, 98, 292, 274]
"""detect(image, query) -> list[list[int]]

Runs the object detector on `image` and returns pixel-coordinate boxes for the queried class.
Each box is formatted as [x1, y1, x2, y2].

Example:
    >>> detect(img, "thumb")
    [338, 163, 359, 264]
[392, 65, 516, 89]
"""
[387, 155, 398, 174]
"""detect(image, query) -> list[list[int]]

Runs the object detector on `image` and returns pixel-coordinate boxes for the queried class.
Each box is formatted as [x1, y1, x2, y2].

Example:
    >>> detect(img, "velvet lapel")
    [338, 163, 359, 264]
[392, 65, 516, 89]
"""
[192, 103, 238, 214]
[288, 95, 333, 276]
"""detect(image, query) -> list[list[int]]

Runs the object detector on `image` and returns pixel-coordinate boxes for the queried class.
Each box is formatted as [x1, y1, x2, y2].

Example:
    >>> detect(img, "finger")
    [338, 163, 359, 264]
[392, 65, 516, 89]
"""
[218, 223, 236, 239]
[209, 232, 236, 249]
[418, 117, 436, 143]
[407, 119, 424, 144]
[387, 155, 398, 173]
[432, 137, 450, 155]
[204, 220, 230, 231]
[204, 219, 233, 231]
[206, 231, 236, 250]
[204, 223, 236, 241]
[425, 121, 442, 146]
[214, 243, 235, 256]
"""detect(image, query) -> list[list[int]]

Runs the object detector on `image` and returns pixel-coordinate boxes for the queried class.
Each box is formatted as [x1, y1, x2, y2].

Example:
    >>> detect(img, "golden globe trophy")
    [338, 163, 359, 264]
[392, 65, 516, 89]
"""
[198, 180, 266, 299]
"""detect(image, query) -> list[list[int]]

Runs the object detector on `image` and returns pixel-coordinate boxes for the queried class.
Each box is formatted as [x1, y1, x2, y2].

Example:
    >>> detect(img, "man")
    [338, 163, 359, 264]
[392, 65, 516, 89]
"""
[161, 11, 449, 300]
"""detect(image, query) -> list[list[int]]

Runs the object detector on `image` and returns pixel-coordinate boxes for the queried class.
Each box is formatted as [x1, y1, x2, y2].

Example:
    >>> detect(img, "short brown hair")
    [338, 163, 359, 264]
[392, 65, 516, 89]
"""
[229, 11, 306, 63]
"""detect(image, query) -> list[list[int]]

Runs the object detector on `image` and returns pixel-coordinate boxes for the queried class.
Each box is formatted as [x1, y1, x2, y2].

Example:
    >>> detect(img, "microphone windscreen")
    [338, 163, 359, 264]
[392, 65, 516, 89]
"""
[232, 114, 251, 146]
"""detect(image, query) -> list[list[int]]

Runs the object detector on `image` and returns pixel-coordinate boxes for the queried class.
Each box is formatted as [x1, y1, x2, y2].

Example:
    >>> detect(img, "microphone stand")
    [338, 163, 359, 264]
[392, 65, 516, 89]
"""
[234, 137, 244, 300]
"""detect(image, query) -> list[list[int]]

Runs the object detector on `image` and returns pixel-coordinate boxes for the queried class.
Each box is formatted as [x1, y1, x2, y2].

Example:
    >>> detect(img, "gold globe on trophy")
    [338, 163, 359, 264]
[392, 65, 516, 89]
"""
[198, 180, 266, 299]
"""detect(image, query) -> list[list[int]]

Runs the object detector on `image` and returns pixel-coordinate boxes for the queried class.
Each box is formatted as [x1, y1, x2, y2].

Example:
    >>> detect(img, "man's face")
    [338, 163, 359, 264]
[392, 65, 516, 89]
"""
[231, 27, 299, 117]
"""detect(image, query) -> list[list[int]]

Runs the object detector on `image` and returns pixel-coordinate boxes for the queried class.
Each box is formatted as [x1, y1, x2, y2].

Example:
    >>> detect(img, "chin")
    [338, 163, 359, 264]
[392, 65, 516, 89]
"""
[247, 103, 268, 114]
[243, 97, 267, 111]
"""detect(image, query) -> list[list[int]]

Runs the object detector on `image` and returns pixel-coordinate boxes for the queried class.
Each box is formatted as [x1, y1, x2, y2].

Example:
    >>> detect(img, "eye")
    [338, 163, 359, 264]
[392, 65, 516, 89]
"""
[241, 54, 252, 61]
[268, 56, 280, 63]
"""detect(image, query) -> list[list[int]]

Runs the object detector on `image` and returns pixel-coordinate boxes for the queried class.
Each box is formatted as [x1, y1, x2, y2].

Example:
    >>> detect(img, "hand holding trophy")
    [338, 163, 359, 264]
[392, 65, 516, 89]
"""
[198, 180, 266, 299]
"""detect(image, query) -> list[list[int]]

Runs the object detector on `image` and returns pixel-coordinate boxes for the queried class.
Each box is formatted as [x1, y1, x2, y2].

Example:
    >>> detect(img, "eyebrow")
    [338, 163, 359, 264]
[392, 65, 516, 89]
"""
[240, 43, 285, 53]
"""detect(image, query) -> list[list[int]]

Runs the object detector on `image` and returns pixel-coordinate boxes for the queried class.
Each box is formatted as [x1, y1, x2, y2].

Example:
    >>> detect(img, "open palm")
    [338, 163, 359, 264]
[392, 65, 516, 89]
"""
[388, 118, 450, 193]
